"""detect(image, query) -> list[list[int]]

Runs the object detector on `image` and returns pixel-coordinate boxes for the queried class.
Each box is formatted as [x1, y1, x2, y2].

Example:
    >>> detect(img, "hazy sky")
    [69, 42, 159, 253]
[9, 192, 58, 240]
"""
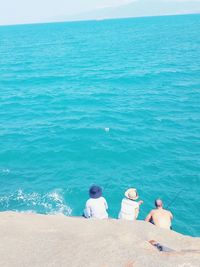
[0, 0, 199, 25]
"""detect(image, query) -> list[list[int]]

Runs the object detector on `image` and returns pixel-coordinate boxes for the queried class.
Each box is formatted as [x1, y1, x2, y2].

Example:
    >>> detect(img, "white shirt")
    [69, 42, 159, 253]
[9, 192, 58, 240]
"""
[118, 198, 139, 220]
[84, 197, 108, 219]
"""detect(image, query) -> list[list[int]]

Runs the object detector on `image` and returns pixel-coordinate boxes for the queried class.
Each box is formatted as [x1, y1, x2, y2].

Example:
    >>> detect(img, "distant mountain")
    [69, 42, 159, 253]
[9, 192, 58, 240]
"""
[64, 0, 200, 21]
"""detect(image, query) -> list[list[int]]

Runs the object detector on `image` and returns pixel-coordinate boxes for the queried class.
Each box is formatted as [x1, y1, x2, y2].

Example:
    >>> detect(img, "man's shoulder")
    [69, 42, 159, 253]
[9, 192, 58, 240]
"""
[86, 198, 94, 205]
[150, 209, 158, 215]
[99, 197, 107, 203]
[162, 208, 171, 213]
[87, 197, 106, 203]
[165, 209, 173, 215]
[123, 198, 139, 207]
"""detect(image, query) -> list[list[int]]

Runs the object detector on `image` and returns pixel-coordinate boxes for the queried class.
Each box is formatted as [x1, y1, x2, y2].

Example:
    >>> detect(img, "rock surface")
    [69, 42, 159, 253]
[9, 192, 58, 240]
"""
[0, 212, 199, 267]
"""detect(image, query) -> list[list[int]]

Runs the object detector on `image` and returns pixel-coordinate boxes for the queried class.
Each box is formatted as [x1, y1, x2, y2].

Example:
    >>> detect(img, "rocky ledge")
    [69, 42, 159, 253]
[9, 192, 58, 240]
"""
[0, 212, 199, 267]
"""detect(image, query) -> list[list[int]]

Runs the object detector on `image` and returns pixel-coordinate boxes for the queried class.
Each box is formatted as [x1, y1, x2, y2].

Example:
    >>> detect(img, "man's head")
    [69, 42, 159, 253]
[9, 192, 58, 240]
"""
[155, 199, 163, 208]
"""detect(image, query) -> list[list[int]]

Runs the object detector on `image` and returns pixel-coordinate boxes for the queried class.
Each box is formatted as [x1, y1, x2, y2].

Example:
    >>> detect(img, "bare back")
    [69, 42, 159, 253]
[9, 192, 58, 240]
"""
[151, 209, 173, 229]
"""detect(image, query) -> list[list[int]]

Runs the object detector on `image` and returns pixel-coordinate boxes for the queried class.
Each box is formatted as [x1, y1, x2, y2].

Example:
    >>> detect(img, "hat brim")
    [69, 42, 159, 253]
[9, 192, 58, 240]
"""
[125, 190, 138, 200]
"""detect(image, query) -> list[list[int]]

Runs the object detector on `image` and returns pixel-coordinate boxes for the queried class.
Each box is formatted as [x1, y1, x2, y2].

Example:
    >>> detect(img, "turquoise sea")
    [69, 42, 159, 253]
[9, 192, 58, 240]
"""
[0, 14, 200, 236]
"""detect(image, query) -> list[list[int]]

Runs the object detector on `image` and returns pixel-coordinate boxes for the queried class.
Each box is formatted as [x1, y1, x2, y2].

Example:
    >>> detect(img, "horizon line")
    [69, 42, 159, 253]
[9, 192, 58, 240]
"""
[0, 12, 199, 28]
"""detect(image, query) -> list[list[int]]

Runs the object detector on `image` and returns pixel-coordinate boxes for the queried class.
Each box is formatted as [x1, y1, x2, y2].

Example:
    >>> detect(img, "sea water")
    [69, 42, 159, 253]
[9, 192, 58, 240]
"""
[0, 14, 200, 236]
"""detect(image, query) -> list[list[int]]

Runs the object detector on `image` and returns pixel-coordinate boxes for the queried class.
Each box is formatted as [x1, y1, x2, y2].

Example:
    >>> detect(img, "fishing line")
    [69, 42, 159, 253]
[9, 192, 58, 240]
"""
[166, 188, 184, 209]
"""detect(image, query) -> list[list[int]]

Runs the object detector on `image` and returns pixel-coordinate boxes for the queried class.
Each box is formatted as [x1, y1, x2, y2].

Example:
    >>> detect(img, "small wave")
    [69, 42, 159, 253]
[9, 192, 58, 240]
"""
[1, 168, 10, 174]
[0, 189, 72, 215]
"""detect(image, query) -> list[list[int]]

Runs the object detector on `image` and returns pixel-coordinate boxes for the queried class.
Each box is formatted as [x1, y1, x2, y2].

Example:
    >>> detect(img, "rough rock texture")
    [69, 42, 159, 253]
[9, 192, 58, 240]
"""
[0, 212, 199, 267]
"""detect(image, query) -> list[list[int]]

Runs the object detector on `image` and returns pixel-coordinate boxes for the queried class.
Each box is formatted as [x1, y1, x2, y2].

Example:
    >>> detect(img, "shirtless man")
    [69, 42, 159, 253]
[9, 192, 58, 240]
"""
[145, 199, 173, 229]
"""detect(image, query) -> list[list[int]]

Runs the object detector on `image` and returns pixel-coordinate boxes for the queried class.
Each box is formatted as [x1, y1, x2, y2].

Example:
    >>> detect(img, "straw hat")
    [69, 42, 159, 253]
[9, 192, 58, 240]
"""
[125, 188, 138, 200]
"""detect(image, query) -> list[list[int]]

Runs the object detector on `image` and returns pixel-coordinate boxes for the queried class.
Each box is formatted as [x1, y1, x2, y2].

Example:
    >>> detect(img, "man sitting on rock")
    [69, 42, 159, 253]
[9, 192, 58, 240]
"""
[145, 199, 173, 229]
[83, 185, 108, 219]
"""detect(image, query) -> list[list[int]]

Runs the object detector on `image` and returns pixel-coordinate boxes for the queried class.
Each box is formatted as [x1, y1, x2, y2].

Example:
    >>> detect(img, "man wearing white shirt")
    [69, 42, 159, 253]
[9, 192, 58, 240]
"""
[118, 188, 143, 220]
[84, 185, 108, 219]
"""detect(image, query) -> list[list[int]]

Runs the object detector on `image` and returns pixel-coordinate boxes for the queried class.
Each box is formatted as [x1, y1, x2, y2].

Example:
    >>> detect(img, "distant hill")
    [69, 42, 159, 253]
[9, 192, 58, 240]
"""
[63, 0, 200, 21]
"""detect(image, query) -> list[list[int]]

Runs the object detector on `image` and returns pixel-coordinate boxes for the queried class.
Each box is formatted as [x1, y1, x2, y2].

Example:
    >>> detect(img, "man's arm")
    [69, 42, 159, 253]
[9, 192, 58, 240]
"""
[104, 198, 108, 210]
[135, 208, 139, 219]
[135, 202, 142, 219]
[85, 201, 91, 218]
[138, 200, 144, 206]
[145, 211, 153, 222]
[169, 211, 173, 220]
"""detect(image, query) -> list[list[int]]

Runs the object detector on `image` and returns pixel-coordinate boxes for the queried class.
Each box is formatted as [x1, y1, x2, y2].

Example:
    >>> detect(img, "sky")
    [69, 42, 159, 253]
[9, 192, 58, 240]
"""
[0, 0, 200, 25]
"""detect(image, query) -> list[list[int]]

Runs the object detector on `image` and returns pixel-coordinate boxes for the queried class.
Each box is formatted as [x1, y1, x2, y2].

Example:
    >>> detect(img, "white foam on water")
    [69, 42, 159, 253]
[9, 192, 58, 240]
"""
[104, 127, 110, 132]
[18, 210, 37, 214]
[0, 189, 72, 216]
[1, 168, 10, 174]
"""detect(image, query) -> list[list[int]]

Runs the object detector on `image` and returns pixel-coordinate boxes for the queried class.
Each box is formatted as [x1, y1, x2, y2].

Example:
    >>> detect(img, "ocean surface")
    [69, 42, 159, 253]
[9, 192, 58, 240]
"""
[0, 14, 200, 236]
